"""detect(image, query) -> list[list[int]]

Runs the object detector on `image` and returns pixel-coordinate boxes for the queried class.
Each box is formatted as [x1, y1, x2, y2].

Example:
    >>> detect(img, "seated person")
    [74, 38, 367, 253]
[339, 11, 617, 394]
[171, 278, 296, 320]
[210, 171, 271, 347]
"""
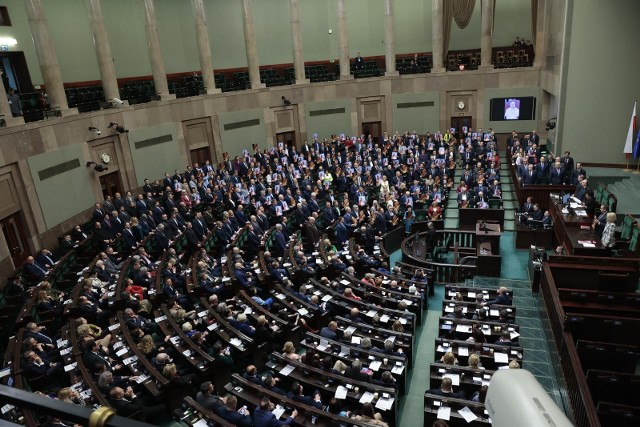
[215, 395, 253, 427]
[253, 396, 297, 427]
[286, 381, 323, 409]
[426, 377, 465, 399]
[483, 286, 511, 306]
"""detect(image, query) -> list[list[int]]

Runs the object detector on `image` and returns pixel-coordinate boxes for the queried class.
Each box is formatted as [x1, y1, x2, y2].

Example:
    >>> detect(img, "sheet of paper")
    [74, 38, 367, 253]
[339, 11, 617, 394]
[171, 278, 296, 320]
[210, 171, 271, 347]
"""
[467, 292, 476, 298]
[207, 323, 218, 331]
[64, 362, 77, 372]
[443, 373, 460, 386]
[116, 348, 128, 357]
[375, 397, 394, 411]
[380, 314, 390, 323]
[321, 294, 332, 302]
[335, 385, 348, 399]
[455, 324, 471, 333]
[351, 336, 361, 345]
[489, 309, 499, 317]
[297, 308, 309, 316]
[193, 419, 208, 427]
[458, 406, 478, 423]
[271, 405, 286, 419]
[359, 391, 375, 403]
[344, 326, 357, 335]
[437, 406, 451, 421]
[399, 317, 407, 324]
[154, 315, 167, 323]
[366, 310, 378, 317]
[391, 365, 404, 374]
[229, 338, 243, 347]
[494, 352, 509, 363]
[279, 364, 295, 376]
[340, 280, 351, 286]
[458, 347, 469, 356]
[369, 360, 382, 371]
[510, 331, 520, 340]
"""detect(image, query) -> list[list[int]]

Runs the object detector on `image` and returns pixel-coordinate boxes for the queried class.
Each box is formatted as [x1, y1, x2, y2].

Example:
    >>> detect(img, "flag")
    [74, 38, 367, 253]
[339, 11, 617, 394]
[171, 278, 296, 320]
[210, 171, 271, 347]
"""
[635, 122, 640, 159]
[624, 100, 637, 157]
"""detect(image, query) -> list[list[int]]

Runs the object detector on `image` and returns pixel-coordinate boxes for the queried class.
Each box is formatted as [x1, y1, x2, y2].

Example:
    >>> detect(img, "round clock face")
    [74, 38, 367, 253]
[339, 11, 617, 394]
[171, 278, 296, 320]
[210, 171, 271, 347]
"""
[458, 101, 466, 110]
[101, 153, 111, 164]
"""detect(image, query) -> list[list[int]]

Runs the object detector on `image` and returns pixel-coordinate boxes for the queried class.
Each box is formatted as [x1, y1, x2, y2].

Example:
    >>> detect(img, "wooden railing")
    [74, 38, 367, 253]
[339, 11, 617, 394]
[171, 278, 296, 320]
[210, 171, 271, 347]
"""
[539, 263, 601, 427]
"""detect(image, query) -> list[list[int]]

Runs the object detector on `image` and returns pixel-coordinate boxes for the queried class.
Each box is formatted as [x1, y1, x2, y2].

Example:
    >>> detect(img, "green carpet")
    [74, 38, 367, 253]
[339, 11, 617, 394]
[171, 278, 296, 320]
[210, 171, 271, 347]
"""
[499, 231, 529, 280]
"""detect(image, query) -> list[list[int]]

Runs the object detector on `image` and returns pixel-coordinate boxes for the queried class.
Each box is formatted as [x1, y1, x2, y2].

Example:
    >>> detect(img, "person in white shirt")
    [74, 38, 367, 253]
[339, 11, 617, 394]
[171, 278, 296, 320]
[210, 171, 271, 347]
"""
[504, 101, 520, 120]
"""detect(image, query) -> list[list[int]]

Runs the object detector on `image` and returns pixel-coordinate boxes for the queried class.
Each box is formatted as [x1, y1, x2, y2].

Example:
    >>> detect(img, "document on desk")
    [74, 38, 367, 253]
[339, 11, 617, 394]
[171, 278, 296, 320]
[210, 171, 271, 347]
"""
[344, 326, 357, 335]
[375, 396, 394, 411]
[578, 240, 596, 247]
[351, 336, 361, 345]
[359, 391, 375, 403]
[335, 385, 348, 399]
[341, 280, 351, 286]
[575, 209, 587, 217]
[455, 324, 472, 333]
[510, 331, 521, 340]
[494, 352, 509, 363]
[443, 373, 460, 386]
[193, 419, 208, 427]
[437, 406, 451, 421]
[391, 365, 404, 374]
[366, 309, 378, 317]
[458, 406, 478, 423]
[458, 347, 469, 356]
[279, 364, 295, 376]
[380, 314, 390, 323]
[369, 360, 382, 371]
[229, 338, 243, 348]
[297, 308, 309, 316]
[467, 292, 476, 299]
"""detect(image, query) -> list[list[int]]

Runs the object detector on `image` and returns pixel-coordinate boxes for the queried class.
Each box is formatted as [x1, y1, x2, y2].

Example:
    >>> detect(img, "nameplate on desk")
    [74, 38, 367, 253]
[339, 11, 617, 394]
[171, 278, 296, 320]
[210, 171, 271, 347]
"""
[123, 355, 138, 365]
[116, 348, 128, 357]
[391, 365, 404, 374]
[207, 323, 218, 331]
[108, 323, 120, 331]
[113, 341, 124, 349]
[154, 315, 167, 323]
[64, 362, 77, 372]
[170, 336, 180, 344]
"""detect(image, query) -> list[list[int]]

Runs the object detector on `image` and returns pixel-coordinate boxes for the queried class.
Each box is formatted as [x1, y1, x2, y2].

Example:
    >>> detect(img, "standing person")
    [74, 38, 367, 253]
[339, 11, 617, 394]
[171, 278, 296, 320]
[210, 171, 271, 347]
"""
[7, 88, 22, 117]
[601, 212, 617, 251]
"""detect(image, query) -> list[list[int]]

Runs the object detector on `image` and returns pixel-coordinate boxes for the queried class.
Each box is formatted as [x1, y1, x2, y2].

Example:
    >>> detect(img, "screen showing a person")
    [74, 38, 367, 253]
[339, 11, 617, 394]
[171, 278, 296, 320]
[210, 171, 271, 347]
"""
[490, 97, 536, 121]
[504, 99, 520, 120]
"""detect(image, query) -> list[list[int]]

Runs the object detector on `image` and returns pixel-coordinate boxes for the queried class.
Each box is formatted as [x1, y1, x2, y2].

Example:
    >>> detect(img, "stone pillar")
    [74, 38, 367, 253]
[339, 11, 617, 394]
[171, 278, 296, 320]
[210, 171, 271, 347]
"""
[241, 0, 265, 89]
[337, 0, 352, 79]
[86, 0, 121, 102]
[533, 0, 546, 68]
[431, 0, 445, 73]
[479, 0, 495, 70]
[24, 0, 73, 114]
[289, 0, 308, 84]
[191, 0, 219, 94]
[143, 0, 174, 100]
[384, 0, 397, 76]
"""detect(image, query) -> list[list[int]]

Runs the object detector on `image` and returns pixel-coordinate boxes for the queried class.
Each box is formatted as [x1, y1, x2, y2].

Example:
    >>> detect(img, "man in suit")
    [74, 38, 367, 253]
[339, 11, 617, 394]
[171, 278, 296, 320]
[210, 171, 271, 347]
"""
[335, 217, 349, 247]
[35, 249, 56, 270]
[25, 322, 55, 347]
[253, 397, 297, 427]
[573, 179, 589, 202]
[286, 382, 323, 409]
[483, 286, 511, 306]
[520, 163, 537, 185]
[535, 156, 550, 182]
[571, 162, 587, 186]
[592, 204, 609, 236]
[273, 224, 288, 257]
[196, 381, 225, 412]
[303, 217, 320, 253]
[344, 359, 371, 383]
[109, 386, 167, 423]
[319, 321, 339, 340]
[561, 151, 574, 183]
[234, 262, 256, 289]
[215, 395, 254, 427]
[23, 256, 48, 281]
[426, 377, 465, 399]
[549, 160, 565, 185]
[191, 212, 208, 241]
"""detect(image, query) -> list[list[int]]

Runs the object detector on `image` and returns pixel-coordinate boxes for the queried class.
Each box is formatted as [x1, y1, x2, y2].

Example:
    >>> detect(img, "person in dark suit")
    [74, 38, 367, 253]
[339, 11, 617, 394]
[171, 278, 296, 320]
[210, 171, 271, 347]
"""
[253, 397, 297, 427]
[344, 359, 371, 383]
[355, 52, 364, 70]
[426, 377, 465, 399]
[592, 204, 609, 236]
[109, 386, 166, 422]
[302, 217, 320, 253]
[483, 287, 511, 306]
[561, 151, 574, 183]
[520, 164, 537, 185]
[571, 163, 587, 186]
[549, 160, 565, 185]
[122, 222, 138, 250]
[335, 217, 349, 247]
[35, 249, 56, 269]
[286, 382, 323, 409]
[22, 350, 62, 378]
[215, 395, 254, 427]
[273, 224, 288, 257]
[154, 224, 171, 252]
[23, 256, 48, 281]
[319, 321, 338, 340]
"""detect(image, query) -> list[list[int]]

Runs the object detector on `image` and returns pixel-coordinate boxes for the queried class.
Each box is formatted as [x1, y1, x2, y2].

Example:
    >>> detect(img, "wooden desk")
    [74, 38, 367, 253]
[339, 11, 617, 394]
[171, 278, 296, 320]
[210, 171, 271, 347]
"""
[515, 225, 553, 249]
[548, 194, 608, 256]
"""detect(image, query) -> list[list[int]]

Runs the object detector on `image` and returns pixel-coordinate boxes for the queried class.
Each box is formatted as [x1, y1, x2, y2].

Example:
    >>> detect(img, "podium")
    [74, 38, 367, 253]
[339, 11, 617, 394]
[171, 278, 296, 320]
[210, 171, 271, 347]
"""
[476, 221, 502, 277]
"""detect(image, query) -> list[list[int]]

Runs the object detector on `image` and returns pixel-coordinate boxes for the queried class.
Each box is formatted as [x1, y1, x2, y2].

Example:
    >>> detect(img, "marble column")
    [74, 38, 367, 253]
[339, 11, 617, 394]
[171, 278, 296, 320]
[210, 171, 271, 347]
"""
[86, 0, 120, 102]
[533, 0, 546, 68]
[241, 0, 265, 89]
[191, 0, 219, 94]
[143, 0, 174, 99]
[289, 0, 308, 84]
[24, 0, 72, 114]
[479, 0, 495, 70]
[431, 0, 445, 73]
[384, 0, 397, 76]
[337, 0, 352, 79]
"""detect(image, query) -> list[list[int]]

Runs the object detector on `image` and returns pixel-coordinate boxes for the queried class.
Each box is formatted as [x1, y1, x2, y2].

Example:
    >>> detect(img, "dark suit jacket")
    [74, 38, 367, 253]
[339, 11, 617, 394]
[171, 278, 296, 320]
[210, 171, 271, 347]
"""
[427, 388, 465, 400]
[110, 397, 143, 418]
[253, 408, 294, 427]
[215, 407, 254, 427]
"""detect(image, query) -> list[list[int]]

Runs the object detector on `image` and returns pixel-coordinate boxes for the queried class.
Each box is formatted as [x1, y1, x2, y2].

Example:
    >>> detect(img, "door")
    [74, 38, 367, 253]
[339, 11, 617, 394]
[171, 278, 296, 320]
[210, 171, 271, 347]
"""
[99, 172, 124, 200]
[362, 121, 382, 144]
[0, 52, 33, 93]
[451, 116, 472, 139]
[190, 147, 211, 167]
[2, 213, 30, 266]
[276, 131, 296, 149]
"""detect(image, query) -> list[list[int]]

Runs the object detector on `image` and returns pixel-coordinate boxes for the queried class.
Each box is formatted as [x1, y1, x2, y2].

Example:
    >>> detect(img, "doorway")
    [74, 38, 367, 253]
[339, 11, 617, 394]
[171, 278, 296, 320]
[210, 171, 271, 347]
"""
[2, 212, 30, 266]
[190, 147, 212, 166]
[1, 52, 33, 93]
[99, 172, 124, 200]
[362, 121, 382, 144]
[451, 116, 472, 139]
[276, 131, 296, 149]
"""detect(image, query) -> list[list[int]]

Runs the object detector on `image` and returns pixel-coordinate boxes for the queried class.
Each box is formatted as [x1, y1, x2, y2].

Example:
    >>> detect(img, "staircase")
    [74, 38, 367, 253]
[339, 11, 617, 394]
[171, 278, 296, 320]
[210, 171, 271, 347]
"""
[499, 150, 517, 232]
[605, 174, 640, 216]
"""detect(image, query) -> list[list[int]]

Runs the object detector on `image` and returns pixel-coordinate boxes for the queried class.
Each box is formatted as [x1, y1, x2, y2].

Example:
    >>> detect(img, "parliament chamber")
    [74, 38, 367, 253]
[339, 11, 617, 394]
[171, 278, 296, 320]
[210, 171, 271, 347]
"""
[1, 1, 640, 427]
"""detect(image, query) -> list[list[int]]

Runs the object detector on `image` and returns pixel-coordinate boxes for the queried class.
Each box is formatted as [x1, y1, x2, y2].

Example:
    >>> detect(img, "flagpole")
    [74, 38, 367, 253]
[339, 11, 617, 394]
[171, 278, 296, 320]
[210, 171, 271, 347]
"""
[624, 99, 637, 171]
[635, 157, 640, 175]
